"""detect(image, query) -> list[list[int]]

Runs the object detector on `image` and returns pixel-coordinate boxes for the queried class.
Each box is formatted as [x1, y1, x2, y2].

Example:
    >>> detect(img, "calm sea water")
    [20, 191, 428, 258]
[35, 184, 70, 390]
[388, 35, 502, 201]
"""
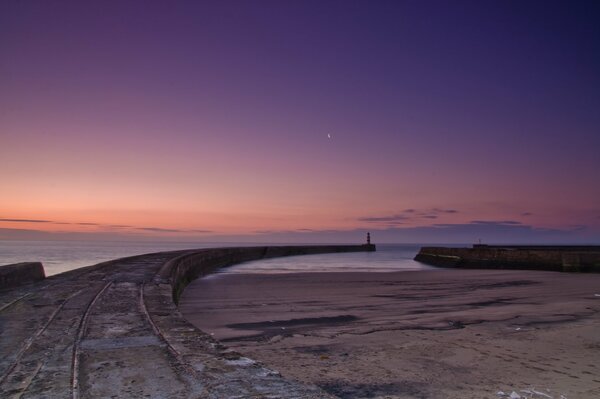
[218, 244, 434, 274]
[0, 240, 227, 276]
[0, 241, 434, 276]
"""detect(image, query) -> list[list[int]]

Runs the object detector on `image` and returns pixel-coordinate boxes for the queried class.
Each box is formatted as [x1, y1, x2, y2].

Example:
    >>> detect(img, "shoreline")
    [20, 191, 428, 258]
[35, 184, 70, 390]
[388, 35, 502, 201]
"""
[180, 268, 600, 398]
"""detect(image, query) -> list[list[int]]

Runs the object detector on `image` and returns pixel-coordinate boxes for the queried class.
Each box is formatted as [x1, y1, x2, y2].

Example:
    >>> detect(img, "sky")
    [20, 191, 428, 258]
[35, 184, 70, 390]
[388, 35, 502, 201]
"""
[1, 0, 599, 244]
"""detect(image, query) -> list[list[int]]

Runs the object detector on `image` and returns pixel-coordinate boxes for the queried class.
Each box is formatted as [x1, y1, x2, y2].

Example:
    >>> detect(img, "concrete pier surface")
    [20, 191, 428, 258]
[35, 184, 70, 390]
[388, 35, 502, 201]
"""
[0, 245, 374, 399]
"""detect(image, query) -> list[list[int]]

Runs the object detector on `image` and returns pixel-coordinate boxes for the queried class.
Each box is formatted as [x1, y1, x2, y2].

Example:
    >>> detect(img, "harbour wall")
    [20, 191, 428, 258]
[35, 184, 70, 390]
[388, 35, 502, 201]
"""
[0, 261, 45, 288]
[0, 244, 375, 398]
[158, 244, 376, 304]
[414, 245, 600, 272]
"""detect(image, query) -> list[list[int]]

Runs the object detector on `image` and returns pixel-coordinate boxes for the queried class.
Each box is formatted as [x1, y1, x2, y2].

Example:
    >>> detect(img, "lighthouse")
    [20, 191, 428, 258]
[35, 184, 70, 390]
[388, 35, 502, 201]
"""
[363, 232, 375, 251]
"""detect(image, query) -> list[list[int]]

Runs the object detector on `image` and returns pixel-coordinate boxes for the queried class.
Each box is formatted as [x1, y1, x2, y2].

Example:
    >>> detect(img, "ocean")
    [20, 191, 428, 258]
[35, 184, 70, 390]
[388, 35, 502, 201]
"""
[0, 240, 225, 276]
[217, 244, 433, 274]
[0, 240, 434, 276]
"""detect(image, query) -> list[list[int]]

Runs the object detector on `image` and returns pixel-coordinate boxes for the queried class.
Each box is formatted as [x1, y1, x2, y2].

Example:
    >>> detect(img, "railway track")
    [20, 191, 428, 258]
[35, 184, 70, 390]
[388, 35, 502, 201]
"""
[0, 292, 32, 313]
[0, 288, 84, 386]
[0, 256, 166, 398]
[71, 281, 113, 399]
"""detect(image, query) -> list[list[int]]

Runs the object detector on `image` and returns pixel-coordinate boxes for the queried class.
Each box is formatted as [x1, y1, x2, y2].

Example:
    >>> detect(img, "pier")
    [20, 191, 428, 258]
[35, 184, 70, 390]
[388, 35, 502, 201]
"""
[0, 244, 374, 398]
[414, 245, 600, 272]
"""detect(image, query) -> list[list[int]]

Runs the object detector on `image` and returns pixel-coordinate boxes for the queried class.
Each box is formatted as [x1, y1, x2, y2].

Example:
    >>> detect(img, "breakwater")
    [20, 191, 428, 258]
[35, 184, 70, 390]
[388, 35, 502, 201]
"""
[0, 244, 373, 398]
[0, 262, 45, 288]
[414, 245, 600, 272]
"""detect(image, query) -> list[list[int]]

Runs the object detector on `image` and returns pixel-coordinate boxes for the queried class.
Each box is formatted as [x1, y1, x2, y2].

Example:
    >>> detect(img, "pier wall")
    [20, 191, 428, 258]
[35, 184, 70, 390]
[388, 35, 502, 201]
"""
[0, 261, 45, 288]
[414, 246, 600, 272]
[157, 244, 376, 303]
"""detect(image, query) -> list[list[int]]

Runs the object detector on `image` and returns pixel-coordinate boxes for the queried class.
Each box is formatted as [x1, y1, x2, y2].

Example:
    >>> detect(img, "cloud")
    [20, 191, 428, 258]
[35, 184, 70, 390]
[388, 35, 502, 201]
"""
[432, 208, 458, 214]
[138, 227, 184, 233]
[2, 220, 599, 245]
[358, 207, 460, 225]
[234, 221, 600, 245]
[0, 216, 212, 235]
[0, 218, 53, 223]
[254, 228, 341, 235]
[469, 220, 523, 226]
[358, 214, 409, 223]
[254, 229, 309, 234]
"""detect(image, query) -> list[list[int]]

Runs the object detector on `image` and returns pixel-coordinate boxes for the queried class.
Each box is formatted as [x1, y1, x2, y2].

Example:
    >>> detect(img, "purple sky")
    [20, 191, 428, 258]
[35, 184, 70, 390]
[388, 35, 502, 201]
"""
[1, 1, 599, 243]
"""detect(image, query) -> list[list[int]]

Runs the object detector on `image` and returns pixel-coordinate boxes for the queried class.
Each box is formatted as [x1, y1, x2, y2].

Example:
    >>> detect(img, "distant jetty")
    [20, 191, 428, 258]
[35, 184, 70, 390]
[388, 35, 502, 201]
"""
[415, 245, 600, 272]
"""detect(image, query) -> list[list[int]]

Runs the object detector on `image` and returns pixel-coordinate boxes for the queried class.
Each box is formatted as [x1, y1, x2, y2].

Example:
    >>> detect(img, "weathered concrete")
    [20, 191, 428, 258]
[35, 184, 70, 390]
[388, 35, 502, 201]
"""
[0, 244, 374, 398]
[415, 245, 600, 272]
[0, 262, 45, 288]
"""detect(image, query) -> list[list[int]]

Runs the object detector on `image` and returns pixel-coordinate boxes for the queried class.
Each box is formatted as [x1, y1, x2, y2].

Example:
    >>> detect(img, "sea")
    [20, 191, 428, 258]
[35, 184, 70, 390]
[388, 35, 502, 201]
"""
[219, 244, 434, 275]
[0, 240, 437, 276]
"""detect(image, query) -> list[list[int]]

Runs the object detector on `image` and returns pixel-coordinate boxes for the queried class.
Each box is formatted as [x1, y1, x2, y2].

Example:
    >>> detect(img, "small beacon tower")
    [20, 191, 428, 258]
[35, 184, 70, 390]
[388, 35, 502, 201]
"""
[364, 232, 375, 251]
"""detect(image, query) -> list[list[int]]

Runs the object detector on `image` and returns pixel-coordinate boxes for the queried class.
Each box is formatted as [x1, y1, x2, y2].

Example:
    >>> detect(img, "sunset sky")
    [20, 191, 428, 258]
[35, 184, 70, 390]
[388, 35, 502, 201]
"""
[1, 1, 599, 243]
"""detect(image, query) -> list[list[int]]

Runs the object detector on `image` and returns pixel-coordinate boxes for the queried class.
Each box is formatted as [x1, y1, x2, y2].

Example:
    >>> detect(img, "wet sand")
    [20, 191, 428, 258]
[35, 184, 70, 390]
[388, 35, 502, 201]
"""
[180, 270, 600, 398]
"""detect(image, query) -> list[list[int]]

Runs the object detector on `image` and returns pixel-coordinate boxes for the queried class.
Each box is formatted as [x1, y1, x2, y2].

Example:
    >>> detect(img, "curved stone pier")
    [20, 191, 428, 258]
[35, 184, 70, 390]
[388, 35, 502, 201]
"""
[0, 245, 374, 398]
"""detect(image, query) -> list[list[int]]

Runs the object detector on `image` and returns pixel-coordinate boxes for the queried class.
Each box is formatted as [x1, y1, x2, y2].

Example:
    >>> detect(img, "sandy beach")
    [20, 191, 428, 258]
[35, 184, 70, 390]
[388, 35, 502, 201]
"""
[180, 269, 600, 399]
